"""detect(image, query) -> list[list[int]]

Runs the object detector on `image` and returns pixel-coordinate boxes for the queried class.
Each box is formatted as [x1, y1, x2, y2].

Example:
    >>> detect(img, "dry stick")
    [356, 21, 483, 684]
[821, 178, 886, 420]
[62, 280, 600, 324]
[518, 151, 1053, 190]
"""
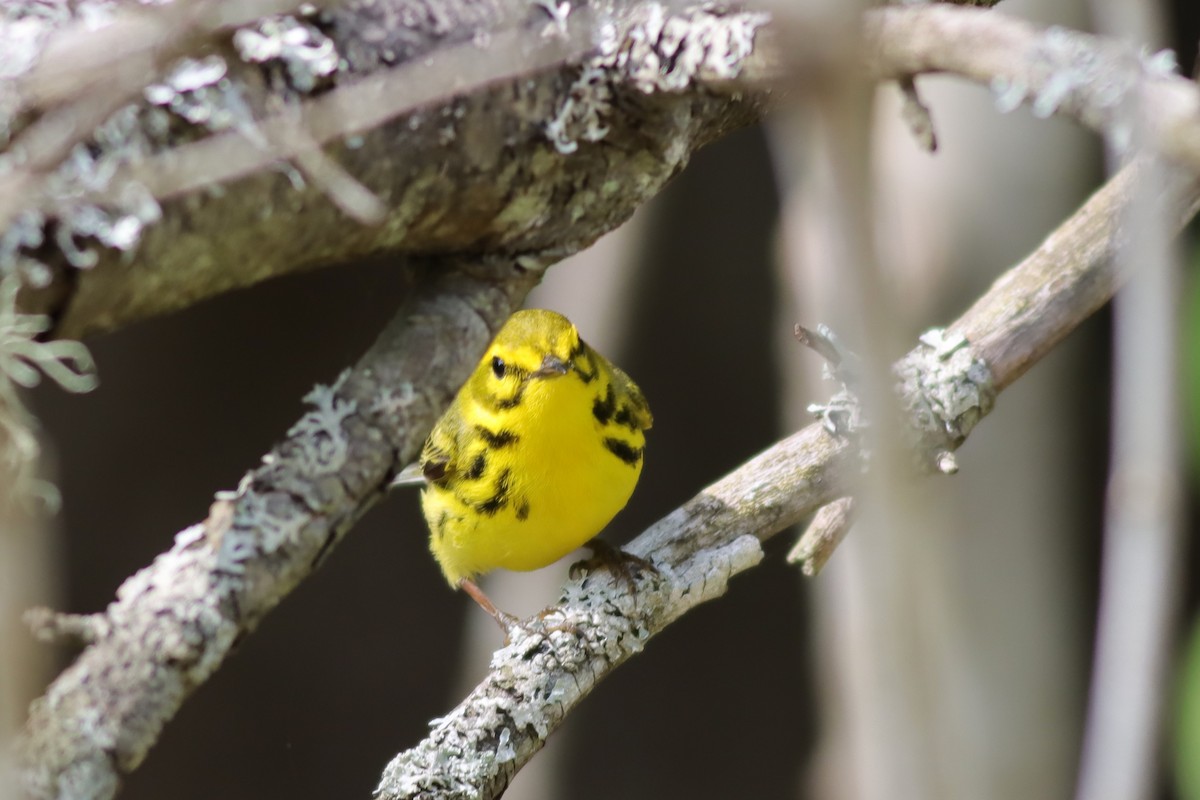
[18, 258, 541, 800]
[374, 162, 1200, 800]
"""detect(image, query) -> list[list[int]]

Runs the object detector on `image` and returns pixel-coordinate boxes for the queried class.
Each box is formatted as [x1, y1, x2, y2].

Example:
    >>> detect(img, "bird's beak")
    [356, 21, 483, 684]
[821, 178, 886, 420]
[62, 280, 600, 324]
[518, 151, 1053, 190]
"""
[533, 354, 570, 378]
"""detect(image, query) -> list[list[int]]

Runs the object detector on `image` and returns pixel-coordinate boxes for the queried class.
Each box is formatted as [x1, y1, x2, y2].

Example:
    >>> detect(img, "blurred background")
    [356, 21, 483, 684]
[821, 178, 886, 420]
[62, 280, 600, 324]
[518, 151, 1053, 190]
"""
[12, 0, 1200, 798]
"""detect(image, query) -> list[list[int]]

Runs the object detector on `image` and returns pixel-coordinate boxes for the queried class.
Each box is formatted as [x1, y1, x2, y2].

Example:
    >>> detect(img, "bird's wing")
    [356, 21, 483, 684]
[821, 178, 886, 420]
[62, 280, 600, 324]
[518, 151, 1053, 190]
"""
[610, 364, 653, 430]
[417, 409, 468, 486]
[390, 412, 464, 489]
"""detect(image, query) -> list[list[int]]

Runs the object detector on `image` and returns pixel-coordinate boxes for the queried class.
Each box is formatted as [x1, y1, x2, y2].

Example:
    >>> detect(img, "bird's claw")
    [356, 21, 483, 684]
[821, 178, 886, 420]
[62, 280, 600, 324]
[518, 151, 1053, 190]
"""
[569, 538, 657, 593]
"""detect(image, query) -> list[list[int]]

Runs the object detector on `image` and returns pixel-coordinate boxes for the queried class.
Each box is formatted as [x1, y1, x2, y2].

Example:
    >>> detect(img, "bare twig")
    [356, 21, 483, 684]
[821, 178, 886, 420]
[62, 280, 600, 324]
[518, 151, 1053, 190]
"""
[787, 496, 855, 575]
[374, 162, 1200, 800]
[18, 258, 541, 800]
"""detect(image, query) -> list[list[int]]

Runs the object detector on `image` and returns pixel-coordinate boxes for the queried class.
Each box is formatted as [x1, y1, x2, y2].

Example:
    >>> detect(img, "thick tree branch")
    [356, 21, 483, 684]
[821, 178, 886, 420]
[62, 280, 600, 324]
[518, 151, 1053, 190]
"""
[18, 257, 540, 800]
[375, 161, 1200, 800]
[1, 0, 768, 338]
[9, 3, 1200, 344]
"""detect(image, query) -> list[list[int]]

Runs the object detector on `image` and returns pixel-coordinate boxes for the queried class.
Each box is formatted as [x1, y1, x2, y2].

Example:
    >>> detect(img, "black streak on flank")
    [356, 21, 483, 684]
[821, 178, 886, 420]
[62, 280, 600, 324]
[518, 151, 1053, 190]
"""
[592, 384, 615, 425]
[516, 499, 530, 521]
[476, 426, 518, 449]
[613, 405, 640, 431]
[477, 469, 511, 515]
[465, 453, 487, 480]
[603, 437, 643, 467]
[434, 510, 449, 541]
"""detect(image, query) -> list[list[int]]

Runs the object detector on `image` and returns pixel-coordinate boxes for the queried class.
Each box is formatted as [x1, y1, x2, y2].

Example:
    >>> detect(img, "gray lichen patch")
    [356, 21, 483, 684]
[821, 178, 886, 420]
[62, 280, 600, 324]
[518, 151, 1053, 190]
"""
[807, 328, 995, 475]
[234, 13, 341, 93]
[545, 3, 769, 153]
[990, 25, 1180, 155]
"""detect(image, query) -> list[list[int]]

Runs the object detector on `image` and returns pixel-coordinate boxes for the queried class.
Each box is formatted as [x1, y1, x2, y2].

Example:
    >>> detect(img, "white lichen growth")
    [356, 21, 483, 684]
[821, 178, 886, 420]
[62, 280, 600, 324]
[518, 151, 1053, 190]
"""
[144, 54, 261, 140]
[494, 727, 516, 763]
[286, 371, 357, 475]
[234, 16, 340, 93]
[544, 4, 768, 153]
[894, 328, 995, 472]
[990, 75, 1029, 114]
[544, 66, 612, 154]
[532, 0, 570, 38]
[0, 275, 97, 511]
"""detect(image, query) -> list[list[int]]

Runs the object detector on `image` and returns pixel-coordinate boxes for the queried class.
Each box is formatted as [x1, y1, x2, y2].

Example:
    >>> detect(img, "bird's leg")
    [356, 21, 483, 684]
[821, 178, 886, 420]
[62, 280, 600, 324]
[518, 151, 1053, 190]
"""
[570, 538, 658, 593]
[460, 578, 580, 640]
[458, 578, 521, 632]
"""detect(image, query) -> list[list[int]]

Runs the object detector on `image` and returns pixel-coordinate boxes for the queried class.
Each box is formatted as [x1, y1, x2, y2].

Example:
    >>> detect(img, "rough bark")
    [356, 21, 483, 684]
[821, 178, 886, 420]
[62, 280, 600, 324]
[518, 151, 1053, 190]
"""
[2, 0, 768, 338]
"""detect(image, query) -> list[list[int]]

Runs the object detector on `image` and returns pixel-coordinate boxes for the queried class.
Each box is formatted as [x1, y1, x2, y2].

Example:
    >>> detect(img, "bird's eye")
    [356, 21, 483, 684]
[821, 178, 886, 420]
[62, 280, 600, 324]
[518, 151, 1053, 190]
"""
[491, 356, 506, 378]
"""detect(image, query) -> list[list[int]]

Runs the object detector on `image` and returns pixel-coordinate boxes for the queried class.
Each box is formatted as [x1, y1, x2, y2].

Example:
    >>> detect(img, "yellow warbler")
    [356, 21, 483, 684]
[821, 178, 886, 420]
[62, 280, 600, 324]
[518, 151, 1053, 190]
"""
[415, 309, 651, 624]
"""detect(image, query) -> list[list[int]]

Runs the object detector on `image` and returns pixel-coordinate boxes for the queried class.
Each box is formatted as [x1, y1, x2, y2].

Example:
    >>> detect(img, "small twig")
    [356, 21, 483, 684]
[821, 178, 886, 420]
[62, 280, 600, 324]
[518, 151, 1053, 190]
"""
[265, 109, 387, 226]
[23, 608, 108, 646]
[788, 496, 856, 575]
[897, 77, 938, 152]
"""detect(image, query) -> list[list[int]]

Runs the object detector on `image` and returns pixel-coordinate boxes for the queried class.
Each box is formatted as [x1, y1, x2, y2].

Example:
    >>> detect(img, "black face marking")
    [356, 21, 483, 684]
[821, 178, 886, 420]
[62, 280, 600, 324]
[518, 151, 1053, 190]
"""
[592, 384, 615, 425]
[516, 500, 530, 521]
[603, 437, 643, 467]
[476, 426, 518, 448]
[465, 453, 487, 480]
[476, 469, 511, 515]
[570, 341, 597, 383]
[491, 375, 536, 409]
[434, 510, 449, 540]
[495, 390, 525, 410]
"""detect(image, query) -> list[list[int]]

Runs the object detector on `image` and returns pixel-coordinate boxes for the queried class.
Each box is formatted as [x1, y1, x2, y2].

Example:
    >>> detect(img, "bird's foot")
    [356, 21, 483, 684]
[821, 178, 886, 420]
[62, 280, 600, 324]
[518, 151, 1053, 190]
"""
[569, 538, 657, 594]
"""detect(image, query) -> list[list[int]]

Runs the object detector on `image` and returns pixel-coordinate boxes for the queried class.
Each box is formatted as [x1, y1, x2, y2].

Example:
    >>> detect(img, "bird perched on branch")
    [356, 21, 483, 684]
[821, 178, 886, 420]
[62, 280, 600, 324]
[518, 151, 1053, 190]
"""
[399, 309, 653, 627]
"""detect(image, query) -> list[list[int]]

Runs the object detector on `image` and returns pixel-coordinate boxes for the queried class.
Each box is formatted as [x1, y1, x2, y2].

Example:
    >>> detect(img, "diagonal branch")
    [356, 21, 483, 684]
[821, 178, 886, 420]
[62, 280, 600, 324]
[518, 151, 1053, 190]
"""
[374, 162, 1200, 800]
[18, 257, 541, 800]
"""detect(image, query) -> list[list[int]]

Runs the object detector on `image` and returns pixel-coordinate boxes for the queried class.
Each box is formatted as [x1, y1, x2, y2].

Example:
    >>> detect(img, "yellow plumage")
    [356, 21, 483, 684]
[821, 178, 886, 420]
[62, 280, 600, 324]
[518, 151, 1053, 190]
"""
[417, 309, 651, 619]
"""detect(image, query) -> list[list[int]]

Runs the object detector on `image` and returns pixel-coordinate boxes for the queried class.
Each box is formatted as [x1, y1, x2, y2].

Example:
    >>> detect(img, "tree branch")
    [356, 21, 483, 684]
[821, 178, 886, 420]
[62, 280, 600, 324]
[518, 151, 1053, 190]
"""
[2, 0, 768, 338]
[18, 257, 540, 800]
[13, 2, 1200, 345]
[375, 160, 1200, 800]
[860, 5, 1200, 172]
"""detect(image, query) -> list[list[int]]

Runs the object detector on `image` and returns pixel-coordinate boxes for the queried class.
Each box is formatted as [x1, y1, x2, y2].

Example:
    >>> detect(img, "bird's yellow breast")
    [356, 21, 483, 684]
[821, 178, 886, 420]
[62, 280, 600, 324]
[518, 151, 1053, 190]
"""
[419, 313, 648, 586]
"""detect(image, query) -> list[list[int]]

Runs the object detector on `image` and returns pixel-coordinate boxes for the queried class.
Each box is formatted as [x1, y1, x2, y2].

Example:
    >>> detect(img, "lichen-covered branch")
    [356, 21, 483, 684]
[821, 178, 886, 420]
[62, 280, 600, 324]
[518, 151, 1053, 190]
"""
[375, 161, 1200, 800]
[6, 0, 1199, 345]
[861, 5, 1200, 173]
[18, 258, 541, 800]
[1, 0, 769, 338]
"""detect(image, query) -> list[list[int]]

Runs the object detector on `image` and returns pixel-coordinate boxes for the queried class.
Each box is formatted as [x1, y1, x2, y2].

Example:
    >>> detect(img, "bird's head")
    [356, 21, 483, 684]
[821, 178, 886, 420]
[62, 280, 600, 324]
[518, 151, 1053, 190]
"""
[469, 309, 583, 410]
